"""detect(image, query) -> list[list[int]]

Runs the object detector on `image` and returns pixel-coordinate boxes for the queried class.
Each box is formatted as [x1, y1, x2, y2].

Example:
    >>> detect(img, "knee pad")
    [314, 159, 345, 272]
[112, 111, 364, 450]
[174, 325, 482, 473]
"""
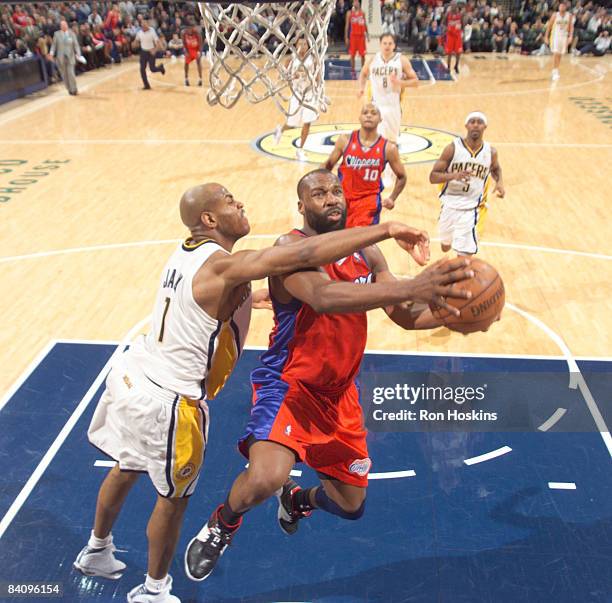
[315, 487, 366, 520]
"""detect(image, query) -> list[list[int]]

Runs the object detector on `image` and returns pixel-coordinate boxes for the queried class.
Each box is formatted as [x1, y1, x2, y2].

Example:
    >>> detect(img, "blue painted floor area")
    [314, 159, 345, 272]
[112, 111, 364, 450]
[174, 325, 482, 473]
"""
[0, 343, 610, 603]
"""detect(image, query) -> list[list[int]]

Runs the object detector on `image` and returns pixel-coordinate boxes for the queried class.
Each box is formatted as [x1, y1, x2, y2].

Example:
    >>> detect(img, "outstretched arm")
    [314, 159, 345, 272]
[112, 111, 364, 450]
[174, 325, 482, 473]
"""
[212, 221, 432, 287]
[280, 251, 473, 315]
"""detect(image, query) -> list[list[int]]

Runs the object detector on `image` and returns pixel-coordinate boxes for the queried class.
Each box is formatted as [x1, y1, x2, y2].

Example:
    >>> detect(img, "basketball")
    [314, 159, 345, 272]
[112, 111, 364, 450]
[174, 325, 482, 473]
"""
[431, 259, 505, 334]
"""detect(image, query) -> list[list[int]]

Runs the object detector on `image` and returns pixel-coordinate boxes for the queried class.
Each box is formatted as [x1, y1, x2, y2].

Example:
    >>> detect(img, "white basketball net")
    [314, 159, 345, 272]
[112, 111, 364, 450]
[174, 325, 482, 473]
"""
[198, 1, 334, 116]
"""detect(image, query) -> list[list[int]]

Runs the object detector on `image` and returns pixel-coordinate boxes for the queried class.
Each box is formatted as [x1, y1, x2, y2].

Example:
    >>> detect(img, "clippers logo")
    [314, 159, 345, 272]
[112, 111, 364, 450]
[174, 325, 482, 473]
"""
[255, 124, 455, 165]
[349, 457, 372, 476]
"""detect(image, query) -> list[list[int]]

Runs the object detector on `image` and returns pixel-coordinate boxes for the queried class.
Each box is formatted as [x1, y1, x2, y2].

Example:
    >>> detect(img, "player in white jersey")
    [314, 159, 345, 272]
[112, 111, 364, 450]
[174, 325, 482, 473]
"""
[545, 2, 574, 81]
[73, 181, 444, 603]
[359, 34, 418, 188]
[429, 112, 505, 256]
[273, 39, 319, 161]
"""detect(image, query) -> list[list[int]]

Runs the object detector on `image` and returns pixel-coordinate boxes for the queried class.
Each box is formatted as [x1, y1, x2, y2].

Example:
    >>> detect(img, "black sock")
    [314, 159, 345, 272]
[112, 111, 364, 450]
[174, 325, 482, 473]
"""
[293, 487, 318, 513]
[218, 499, 244, 530]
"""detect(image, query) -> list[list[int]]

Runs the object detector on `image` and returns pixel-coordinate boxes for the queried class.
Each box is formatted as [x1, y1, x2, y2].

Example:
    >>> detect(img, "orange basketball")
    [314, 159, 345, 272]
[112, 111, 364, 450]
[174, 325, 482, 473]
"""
[431, 258, 505, 334]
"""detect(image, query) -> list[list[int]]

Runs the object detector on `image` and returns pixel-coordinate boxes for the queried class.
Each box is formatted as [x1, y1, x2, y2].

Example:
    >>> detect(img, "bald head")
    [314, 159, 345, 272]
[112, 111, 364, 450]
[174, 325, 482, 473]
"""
[179, 183, 224, 230]
[179, 182, 250, 244]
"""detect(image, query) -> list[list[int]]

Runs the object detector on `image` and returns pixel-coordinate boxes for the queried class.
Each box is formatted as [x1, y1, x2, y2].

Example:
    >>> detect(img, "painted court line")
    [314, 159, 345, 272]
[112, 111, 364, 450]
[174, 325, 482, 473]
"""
[507, 303, 612, 457]
[1, 236, 610, 264]
[464, 446, 513, 466]
[0, 340, 57, 413]
[548, 482, 577, 490]
[368, 470, 416, 480]
[0, 139, 252, 145]
[94, 460, 116, 468]
[538, 408, 568, 432]
[0, 317, 149, 541]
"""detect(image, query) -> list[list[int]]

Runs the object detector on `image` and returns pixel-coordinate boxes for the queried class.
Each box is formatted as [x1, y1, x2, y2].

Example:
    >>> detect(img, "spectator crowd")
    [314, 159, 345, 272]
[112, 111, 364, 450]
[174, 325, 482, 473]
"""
[329, 0, 610, 56]
[0, 0, 608, 87]
[0, 1, 203, 84]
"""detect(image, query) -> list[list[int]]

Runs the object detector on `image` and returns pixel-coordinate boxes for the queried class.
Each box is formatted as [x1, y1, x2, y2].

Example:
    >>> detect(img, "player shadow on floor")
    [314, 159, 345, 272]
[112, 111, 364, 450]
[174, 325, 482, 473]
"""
[180, 487, 612, 603]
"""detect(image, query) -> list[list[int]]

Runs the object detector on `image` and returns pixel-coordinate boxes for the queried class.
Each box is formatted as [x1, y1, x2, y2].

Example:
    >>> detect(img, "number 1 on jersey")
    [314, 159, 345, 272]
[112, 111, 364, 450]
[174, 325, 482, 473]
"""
[158, 297, 171, 342]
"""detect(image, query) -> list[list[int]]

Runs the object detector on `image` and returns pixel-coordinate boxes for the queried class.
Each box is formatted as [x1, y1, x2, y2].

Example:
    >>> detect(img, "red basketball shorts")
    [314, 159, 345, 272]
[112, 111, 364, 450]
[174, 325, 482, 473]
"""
[346, 194, 382, 228]
[239, 378, 371, 487]
[349, 35, 366, 57]
[445, 33, 463, 55]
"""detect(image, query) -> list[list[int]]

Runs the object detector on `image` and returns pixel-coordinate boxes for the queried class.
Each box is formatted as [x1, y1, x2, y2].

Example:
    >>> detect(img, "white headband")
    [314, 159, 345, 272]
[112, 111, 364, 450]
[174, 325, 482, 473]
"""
[465, 111, 488, 125]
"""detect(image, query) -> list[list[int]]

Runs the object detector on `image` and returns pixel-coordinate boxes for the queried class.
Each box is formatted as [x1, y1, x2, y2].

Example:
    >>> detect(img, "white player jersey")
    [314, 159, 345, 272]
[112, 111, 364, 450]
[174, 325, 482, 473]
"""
[128, 239, 251, 401]
[369, 52, 402, 106]
[439, 137, 492, 210]
[552, 11, 572, 37]
[289, 54, 315, 98]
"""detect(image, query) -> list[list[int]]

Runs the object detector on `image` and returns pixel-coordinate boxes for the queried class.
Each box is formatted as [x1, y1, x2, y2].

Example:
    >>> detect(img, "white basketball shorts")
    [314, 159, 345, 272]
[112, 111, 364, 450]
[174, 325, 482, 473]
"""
[88, 352, 209, 498]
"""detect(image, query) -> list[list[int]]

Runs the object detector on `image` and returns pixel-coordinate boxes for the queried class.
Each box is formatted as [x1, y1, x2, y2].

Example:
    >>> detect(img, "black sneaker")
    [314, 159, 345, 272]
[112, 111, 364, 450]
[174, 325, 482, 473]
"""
[276, 479, 312, 536]
[184, 506, 240, 582]
[185, 79, 190, 86]
[160, 64, 166, 75]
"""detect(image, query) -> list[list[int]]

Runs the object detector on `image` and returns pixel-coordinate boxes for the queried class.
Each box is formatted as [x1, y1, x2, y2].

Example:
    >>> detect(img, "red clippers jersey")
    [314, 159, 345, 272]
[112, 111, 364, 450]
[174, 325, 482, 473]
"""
[338, 131, 387, 200]
[251, 230, 372, 392]
[349, 10, 366, 37]
[184, 31, 201, 50]
[447, 12, 463, 34]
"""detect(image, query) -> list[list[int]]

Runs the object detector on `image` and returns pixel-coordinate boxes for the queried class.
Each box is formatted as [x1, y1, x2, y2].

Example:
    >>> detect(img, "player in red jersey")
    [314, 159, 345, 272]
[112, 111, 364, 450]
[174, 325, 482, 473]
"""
[324, 103, 407, 227]
[182, 22, 203, 87]
[345, 0, 369, 74]
[445, 2, 463, 74]
[185, 169, 475, 581]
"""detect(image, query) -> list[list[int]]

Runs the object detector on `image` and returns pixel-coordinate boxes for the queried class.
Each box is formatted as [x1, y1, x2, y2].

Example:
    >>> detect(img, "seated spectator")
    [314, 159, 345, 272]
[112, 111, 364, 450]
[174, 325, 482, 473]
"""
[427, 17, 443, 54]
[464, 18, 473, 52]
[92, 24, 111, 64]
[508, 21, 522, 52]
[480, 21, 494, 52]
[168, 32, 183, 58]
[88, 9, 103, 28]
[577, 29, 610, 56]
[381, 3, 397, 37]
[492, 17, 508, 52]
[155, 32, 168, 59]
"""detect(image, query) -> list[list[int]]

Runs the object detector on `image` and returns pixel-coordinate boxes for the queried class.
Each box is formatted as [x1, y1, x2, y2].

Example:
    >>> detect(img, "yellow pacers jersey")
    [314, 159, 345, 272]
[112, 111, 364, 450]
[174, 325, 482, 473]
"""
[439, 137, 492, 210]
[129, 239, 251, 400]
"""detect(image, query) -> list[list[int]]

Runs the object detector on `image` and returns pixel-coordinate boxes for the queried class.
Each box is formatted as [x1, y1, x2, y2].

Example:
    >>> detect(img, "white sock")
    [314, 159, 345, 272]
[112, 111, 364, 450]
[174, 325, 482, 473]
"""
[88, 530, 112, 549]
[145, 575, 169, 594]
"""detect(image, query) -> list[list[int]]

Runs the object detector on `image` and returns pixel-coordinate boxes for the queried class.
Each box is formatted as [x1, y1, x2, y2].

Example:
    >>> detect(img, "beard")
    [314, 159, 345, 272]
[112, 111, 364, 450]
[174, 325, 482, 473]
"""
[304, 206, 347, 233]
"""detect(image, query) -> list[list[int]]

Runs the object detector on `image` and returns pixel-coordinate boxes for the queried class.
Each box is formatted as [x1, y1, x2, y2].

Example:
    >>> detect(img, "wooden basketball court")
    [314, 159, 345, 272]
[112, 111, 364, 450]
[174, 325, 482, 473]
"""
[0, 52, 610, 395]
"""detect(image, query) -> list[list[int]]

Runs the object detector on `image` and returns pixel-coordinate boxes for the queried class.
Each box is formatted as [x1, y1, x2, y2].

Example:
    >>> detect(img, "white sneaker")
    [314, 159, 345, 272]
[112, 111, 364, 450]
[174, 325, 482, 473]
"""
[127, 575, 180, 603]
[73, 542, 126, 580]
[295, 148, 307, 161]
[273, 125, 282, 146]
[551, 69, 560, 81]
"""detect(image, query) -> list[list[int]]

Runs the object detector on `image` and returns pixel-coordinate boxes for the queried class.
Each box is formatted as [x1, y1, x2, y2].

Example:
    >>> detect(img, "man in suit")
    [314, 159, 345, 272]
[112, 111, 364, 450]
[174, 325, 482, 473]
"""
[49, 19, 86, 95]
